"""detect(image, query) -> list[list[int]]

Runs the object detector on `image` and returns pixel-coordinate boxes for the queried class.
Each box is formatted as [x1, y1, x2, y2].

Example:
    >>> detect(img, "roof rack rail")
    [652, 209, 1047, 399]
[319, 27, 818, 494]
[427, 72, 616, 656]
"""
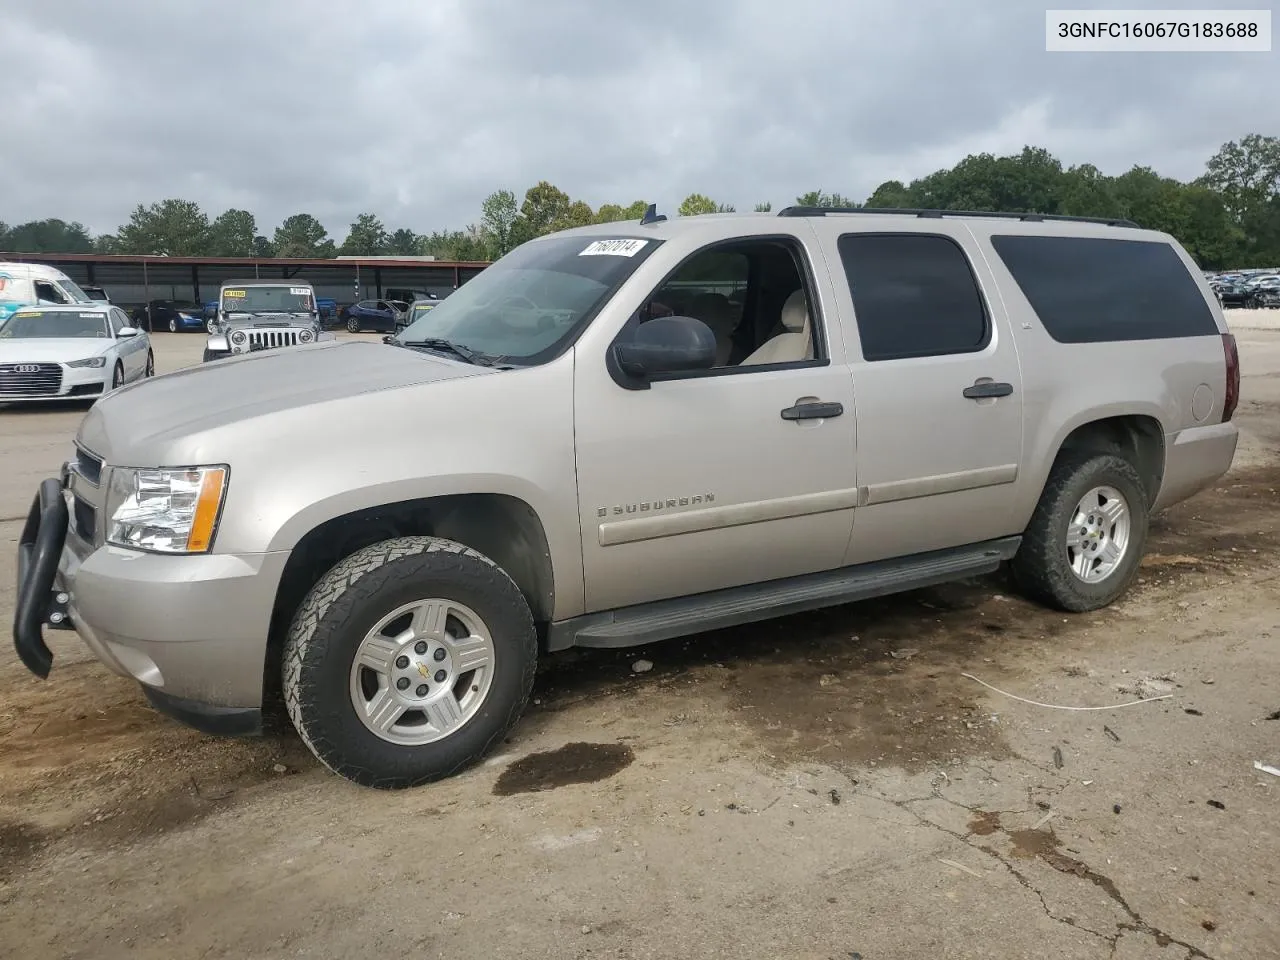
[775, 206, 1139, 228]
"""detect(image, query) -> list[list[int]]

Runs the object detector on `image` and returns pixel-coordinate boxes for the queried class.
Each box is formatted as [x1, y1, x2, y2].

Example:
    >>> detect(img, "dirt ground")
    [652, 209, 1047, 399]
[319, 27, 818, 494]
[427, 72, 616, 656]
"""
[1, 327, 1278, 960]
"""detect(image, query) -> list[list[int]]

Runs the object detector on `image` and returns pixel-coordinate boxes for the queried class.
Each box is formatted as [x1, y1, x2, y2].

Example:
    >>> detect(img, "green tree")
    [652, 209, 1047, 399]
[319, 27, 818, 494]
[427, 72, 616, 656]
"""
[208, 209, 257, 256]
[340, 213, 390, 256]
[1, 218, 95, 253]
[387, 228, 421, 256]
[480, 189, 519, 256]
[863, 180, 912, 207]
[517, 181, 573, 238]
[795, 190, 856, 208]
[753, 202, 772, 212]
[273, 214, 334, 258]
[252, 235, 275, 257]
[678, 193, 719, 216]
[556, 200, 596, 230]
[595, 200, 649, 223]
[420, 228, 489, 261]
[1057, 164, 1125, 219]
[115, 199, 210, 255]
[1201, 134, 1280, 221]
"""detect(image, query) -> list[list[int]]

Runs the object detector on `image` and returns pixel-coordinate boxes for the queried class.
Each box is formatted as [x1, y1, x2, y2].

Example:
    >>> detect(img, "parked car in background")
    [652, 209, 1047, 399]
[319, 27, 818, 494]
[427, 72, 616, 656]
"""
[394, 296, 441, 336]
[131, 300, 206, 333]
[0, 304, 152, 402]
[203, 279, 333, 361]
[1215, 283, 1251, 308]
[385, 287, 433, 304]
[343, 298, 407, 333]
[0, 262, 97, 324]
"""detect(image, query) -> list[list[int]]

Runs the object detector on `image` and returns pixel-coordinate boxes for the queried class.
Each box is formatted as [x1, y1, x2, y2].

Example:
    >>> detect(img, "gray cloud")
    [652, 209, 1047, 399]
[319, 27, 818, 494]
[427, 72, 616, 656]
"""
[2, 0, 1275, 239]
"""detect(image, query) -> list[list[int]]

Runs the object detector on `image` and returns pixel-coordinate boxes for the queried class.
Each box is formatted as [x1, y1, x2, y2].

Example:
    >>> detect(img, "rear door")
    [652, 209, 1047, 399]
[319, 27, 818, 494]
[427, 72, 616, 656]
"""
[809, 221, 1025, 564]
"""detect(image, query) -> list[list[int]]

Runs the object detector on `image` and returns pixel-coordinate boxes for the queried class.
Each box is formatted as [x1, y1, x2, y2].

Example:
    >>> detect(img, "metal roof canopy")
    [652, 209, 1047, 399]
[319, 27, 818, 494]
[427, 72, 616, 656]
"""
[0, 251, 492, 308]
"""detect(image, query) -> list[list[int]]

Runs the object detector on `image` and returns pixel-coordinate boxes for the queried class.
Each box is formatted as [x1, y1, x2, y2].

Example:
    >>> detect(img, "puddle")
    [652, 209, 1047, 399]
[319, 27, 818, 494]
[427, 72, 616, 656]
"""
[968, 811, 1001, 836]
[492, 742, 635, 796]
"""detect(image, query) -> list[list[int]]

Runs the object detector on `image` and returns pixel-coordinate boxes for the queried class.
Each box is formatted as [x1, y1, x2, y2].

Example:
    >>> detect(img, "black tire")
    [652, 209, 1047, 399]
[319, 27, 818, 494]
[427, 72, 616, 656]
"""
[111, 361, 124, 389]
[1010, 451, 1149, 613]
[168, 316, 178, 333]
[202, 348, 228, 362]
[282, 536, 537, 789]
[144, 350, 155, 377]
[347, 316, 361, 333]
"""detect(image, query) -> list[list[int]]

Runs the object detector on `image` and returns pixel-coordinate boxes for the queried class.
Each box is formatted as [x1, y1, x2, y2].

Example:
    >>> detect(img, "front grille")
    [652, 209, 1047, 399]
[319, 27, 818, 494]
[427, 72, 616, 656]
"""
[0, 362, 62, 397]
[73, 496, 97, 542]
[247, 328, 301, 351]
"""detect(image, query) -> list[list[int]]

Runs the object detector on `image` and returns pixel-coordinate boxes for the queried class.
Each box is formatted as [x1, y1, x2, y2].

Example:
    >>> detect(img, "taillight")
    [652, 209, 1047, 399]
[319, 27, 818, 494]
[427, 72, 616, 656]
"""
[1222, 332, 1240, 422]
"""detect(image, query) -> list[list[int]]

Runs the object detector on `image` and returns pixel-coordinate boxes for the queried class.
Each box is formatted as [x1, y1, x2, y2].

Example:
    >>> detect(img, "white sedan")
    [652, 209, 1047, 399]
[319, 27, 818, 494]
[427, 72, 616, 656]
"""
[0, 304, 154, 403]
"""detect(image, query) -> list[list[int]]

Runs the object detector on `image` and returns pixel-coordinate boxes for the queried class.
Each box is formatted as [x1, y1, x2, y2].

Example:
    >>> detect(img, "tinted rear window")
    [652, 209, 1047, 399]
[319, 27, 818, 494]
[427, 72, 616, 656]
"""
[989, 235, 1217, 343]
[837, 233, 989, 361]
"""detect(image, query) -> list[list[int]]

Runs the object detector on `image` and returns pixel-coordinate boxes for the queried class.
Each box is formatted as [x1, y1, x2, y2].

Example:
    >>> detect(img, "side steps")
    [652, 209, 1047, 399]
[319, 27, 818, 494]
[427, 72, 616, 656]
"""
[547, 536, 1021, 651]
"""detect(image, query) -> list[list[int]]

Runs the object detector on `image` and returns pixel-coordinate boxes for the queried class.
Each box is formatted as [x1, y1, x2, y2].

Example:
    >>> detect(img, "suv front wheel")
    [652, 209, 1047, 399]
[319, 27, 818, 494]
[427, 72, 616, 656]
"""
[1011, 451, 1149, 612]
[282, 536, 537, 788]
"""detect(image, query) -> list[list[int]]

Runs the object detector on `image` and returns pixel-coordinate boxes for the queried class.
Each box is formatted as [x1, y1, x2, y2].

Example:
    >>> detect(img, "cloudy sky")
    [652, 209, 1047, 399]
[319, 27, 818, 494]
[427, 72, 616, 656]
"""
[4, 0, 1276, 238]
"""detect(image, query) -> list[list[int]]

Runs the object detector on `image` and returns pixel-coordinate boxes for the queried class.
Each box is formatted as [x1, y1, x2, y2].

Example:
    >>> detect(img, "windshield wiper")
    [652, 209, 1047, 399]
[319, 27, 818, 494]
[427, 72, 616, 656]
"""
[399, 337, 510, 367]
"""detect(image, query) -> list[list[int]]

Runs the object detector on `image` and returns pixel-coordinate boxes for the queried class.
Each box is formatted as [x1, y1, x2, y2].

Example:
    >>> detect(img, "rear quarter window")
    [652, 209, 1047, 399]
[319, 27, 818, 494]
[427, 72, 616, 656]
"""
[989, 235, 1218, 343]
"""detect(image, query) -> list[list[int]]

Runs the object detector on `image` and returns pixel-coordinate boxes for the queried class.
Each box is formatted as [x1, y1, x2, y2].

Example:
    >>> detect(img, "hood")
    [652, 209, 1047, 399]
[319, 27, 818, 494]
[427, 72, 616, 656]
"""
[0, 338, 112, 362]
[77, 339, 494, 463]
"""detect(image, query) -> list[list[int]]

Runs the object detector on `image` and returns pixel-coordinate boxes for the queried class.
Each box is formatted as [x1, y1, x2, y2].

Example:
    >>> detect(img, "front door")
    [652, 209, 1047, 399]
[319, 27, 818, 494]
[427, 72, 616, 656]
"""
[573, 235, 859, 613]
[109, 308, 146, 378]
[811, 224, 1026, 565]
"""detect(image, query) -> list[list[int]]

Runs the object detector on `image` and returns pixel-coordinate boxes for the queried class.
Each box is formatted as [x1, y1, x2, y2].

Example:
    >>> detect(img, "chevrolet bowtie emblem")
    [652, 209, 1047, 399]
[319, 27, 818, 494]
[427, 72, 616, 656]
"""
[416, 663, 431, 679]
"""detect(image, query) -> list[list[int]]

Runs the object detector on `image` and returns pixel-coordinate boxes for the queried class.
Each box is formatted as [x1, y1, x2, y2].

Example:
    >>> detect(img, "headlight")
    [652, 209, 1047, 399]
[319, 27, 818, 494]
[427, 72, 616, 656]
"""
[106, 465, 229, 553]
[230, 330, 246, 344]
[67, 356, 107, 368]
[298, 328, 314, 343]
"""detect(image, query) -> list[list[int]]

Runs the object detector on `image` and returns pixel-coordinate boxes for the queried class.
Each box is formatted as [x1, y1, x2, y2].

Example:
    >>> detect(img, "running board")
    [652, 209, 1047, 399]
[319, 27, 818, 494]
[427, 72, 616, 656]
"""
[547, 536, 1021, 652]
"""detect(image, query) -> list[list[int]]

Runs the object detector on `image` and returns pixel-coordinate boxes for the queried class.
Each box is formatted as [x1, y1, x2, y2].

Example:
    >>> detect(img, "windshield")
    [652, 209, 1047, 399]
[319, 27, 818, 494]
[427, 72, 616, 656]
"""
[393, 234, 662, 363]
[58, 277, 93, 302]
[0, 310, 109, 339]
[222, 285, 315, 314]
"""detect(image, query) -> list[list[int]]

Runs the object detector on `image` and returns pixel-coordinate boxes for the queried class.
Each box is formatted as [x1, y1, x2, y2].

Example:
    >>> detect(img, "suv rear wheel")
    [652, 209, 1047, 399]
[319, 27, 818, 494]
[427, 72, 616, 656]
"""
[282, 536, 537, 788]
[1011, 451, 1149, 612]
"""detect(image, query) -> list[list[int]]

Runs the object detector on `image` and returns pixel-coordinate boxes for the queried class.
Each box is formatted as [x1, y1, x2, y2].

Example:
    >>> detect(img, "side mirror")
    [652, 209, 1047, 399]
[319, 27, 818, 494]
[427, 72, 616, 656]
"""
[117, 326, 139, 338]
[613, 315, 716, 384]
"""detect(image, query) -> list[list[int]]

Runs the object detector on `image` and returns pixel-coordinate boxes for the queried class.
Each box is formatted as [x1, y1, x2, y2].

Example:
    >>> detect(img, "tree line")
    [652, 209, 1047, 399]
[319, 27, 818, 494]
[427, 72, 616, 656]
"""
[2, 135, 1277, 269]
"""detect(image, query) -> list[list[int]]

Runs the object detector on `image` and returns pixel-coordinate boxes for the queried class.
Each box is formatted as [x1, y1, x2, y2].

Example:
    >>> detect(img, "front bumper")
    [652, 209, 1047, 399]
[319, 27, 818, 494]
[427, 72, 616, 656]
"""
[13, 471, 290, 735]
[0, 364, 107, 402]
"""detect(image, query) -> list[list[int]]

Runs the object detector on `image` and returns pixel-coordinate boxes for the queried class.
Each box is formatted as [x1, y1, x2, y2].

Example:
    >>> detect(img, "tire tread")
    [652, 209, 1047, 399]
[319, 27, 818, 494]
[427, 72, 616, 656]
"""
[282, 535, 536, 789]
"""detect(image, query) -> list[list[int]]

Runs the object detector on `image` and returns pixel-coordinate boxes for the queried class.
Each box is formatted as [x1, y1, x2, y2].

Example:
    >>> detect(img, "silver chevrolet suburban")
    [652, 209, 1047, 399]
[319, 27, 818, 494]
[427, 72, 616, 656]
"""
[14, 206, 1240, 789]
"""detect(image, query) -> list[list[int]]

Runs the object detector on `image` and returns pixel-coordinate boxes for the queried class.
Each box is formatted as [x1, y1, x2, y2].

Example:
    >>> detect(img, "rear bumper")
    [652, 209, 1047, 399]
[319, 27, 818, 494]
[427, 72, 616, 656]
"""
[1152, 421, 1239, 512]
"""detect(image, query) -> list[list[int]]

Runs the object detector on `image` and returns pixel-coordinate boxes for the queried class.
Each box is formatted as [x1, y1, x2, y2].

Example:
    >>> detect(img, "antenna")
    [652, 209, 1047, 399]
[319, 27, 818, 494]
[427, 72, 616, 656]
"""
[640, 203, 667, 225]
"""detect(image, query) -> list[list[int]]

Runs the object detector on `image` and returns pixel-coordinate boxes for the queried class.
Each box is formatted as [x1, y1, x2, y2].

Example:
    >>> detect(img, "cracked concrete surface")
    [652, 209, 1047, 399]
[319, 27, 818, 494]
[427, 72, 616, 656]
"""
[1, 331, 1278, 959]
